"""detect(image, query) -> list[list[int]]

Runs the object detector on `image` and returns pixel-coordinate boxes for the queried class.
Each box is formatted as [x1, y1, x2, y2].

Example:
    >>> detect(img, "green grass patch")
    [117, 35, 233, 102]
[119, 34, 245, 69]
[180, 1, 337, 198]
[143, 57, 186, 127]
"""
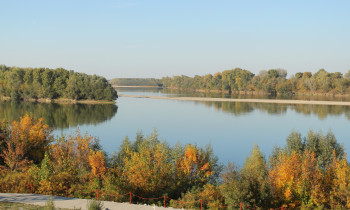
[0, 201, 71, 210]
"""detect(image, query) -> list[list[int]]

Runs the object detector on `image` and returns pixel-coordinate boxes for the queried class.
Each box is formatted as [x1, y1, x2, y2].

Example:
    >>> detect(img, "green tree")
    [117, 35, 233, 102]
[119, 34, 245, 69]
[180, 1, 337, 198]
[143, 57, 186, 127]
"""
[222, 145, 272, 209]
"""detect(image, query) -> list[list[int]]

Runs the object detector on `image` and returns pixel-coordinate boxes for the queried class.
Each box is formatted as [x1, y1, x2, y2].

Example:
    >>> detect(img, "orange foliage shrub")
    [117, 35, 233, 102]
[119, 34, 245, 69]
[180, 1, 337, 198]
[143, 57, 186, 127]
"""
[1, 137, 30, 171]
[10, 114, 52, 164]
[325, 153, 350, 208]
[89, 150, 107, 179]
[269, 150, 323, 208]
[170, 184, 225, 209]
[50, 131, 93, 172]
[1, 115, 52, 171]
[122, 143, 172, 195]
[176, 144, 214, 185]
[200, 184, 226, 208]
[0, 169, 33, 193]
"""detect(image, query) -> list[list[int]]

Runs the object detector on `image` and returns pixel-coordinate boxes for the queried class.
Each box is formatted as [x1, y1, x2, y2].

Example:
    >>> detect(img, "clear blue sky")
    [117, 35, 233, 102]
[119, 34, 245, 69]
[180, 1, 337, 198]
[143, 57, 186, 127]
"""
[1, 0, 350, 79]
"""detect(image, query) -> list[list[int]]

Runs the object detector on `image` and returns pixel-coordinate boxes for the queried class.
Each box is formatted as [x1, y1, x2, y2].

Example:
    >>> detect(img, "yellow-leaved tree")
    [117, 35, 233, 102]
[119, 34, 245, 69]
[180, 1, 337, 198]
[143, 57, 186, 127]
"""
[176, 144, 214, 190]
[269, 151, 302, 208]
[122, 140, 173, 197]
[269, 150, 323, 208]
[89, 150, 107, 180]
[1, 115, 52, 171]
[48, 131, 96, 192]
[10, 114, 52, 164]
[325, 152, 350, 208]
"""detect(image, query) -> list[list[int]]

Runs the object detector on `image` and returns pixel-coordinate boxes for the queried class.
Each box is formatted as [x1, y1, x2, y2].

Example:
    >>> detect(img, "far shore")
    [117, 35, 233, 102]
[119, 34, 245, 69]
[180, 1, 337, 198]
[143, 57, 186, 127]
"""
[119, 94, 350, 106]
[113, 85, 162, 88]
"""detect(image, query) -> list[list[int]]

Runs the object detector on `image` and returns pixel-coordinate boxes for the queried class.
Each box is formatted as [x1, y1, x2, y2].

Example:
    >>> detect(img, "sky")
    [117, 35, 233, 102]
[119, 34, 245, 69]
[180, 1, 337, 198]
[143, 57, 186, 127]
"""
[1, 0, 350, 79]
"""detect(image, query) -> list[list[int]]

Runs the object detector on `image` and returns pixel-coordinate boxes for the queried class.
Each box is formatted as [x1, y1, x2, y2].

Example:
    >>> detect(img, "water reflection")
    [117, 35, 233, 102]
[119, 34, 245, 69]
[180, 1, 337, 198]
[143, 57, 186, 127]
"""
[0, 101, 118, 129]
[197, 101, 350, 120]
[117, 87, 350, 120]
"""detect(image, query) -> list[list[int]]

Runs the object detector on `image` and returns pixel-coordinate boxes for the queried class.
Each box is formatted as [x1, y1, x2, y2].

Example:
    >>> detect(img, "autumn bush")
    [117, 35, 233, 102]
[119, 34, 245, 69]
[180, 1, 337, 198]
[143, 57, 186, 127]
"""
[0, 170, 32, 193]
[1, 115, 350, 209]
[220, 130, 348, 209]
[170, 184, 226, 209]
[106, 131, 221, 206]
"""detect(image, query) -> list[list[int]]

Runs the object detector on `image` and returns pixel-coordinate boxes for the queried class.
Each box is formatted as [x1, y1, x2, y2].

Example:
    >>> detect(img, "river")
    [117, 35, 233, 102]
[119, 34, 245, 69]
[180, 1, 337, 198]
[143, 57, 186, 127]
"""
[1, 87, 349, 166]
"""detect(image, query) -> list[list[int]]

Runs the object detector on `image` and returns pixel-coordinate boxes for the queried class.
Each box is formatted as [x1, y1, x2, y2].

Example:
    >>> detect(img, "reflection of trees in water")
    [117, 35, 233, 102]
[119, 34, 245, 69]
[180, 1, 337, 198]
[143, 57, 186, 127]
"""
[159, 87, 350, 119]
[291, 104, 350, 120]
[127, 87, 350, 101]
[0, 101, 118, 129]
[198, 101, 350, 120]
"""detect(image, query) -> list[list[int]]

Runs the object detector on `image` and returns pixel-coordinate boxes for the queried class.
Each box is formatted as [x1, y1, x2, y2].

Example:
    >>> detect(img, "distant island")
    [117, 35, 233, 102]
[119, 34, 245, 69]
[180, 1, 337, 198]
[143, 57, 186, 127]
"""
[110, 78, 162, 87]
[112, 68, 350, 97]
[0, 65, 117, 103]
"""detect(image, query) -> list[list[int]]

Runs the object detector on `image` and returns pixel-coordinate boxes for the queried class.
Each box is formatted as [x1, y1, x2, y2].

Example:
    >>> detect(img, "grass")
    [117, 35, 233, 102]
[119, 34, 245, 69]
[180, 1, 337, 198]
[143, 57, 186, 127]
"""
[45, 197, 55, 210]
[86, 200, 104, 210]
[0, 201, 70, 210]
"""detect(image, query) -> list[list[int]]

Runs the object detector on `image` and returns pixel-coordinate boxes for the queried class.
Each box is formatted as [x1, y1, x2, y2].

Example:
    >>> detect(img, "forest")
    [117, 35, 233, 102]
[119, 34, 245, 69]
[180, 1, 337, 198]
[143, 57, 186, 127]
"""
[0, 65, 118, 101]
[0, 115, 349, 209]
[161, 68, 350, 95]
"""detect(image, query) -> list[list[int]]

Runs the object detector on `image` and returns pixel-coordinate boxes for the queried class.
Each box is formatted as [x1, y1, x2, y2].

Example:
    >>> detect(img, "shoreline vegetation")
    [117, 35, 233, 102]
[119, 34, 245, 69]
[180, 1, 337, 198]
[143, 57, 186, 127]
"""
[110, 78, 161, 87]
[0, 65, 118, 103]
[0, 96, 115, 104]
[160, 68, 350, 96]
[111, 68, 350, 98]
[0, 115, 349, 209]
[119, 94, 350, 106]
[113, 85, 160, 88]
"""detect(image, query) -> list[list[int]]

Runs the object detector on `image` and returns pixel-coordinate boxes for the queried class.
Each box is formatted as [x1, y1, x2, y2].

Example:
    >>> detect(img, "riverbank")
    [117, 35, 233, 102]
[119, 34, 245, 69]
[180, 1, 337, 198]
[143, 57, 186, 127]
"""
[119, 94, 350, 106]
[0, 97, 116, 104]
[113, 85, 162, 88]
[165, 87, 350, 98]
[36, 98, 116, 104]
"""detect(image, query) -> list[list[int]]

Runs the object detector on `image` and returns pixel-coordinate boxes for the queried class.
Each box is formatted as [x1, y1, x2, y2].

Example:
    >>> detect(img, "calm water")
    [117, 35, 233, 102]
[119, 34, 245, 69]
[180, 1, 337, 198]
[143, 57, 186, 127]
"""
[1, 88, 349, 166]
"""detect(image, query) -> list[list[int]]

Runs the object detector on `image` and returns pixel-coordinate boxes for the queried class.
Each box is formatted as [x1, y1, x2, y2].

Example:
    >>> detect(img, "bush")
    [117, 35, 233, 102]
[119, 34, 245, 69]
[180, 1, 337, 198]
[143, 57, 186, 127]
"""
[45, 197, 55, 210]
[87, 199, 104, 210]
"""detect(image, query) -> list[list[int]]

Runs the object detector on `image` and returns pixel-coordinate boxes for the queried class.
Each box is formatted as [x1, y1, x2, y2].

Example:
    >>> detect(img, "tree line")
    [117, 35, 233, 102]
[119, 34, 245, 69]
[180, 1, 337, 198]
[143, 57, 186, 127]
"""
[161, 68, 350, 95]
[0, 65, 118, 101]
[0, 115, 349, 209]
[110, 78, 162, 87]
